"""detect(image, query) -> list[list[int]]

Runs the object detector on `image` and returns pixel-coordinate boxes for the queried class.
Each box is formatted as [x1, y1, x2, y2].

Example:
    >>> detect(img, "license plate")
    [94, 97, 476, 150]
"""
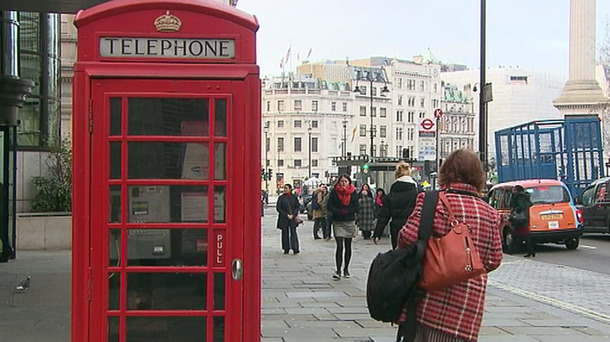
[548, 221, 559, 229]
[541, 214, 563, 220]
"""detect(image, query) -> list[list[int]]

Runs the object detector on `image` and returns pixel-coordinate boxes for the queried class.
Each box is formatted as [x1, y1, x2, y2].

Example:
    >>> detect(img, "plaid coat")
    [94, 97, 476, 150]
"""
[398, 183, 503, 342]
[356, 195, 375, 232]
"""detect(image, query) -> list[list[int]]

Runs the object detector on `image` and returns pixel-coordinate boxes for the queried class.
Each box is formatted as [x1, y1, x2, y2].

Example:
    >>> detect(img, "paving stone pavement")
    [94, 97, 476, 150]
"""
[2, 204, 610, 341]
[261, 203, 610, 341]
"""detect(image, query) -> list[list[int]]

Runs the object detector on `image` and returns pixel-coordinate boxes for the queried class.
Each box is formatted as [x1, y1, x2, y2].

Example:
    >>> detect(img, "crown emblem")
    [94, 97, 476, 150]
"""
[154, 11, 182, 32]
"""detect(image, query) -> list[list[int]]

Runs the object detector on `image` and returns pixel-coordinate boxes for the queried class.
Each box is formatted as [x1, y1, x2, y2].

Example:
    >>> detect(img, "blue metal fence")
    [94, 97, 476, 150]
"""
[495, 116, 604, 197]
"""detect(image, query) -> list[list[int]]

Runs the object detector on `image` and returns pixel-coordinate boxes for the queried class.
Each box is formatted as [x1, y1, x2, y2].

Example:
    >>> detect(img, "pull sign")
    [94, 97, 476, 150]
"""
[99, 37, 235, 59]
[214, 231, 225, 267]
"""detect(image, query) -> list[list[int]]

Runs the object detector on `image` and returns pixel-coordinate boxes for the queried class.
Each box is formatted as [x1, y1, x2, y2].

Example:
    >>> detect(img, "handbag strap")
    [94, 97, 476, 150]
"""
[417, 190, 438, 242]
[438, 192, 457, 223]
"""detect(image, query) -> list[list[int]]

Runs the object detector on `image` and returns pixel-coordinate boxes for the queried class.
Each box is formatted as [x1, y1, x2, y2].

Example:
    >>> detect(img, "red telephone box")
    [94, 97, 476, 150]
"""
[71, 1, 260, 340]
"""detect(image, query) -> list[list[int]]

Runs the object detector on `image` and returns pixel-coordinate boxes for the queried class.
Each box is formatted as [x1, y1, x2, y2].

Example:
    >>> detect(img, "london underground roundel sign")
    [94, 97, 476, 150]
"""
[420, 118, 434, 130]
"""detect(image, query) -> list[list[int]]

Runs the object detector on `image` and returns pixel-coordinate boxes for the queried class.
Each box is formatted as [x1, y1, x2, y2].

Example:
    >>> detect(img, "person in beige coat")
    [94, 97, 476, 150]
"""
[311, 184, 328, 239]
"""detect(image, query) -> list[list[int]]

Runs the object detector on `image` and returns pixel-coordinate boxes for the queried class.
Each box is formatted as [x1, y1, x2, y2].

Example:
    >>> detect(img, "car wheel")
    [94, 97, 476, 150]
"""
[502, 228, 513, 253]
[565, 238, 579, 250]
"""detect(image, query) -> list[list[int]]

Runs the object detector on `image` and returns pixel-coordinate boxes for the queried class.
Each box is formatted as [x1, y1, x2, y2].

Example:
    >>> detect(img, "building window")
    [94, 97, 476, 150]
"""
[408, 96, 415, 107]
[266, 137, 270, 152]
[380, 125, 387, 138]
[266, 101, 270, 112]
[360, 106, 367, 116]
[312, 120, 318, 128]
[342, 102, 348, 112]
[312, 100, 318, 112]
[278, 100, 284, 111]
[331, 102, 337, 111]
[397, 78, 403, 89]
[408, 111, 414, 123]
[372, 87, 377, 96]
[395, 127, 403, 140]
[294, 120, 302, 128]
[294, 159, 302, 167]
[419, 112, 425, 119]
[371, 107, 376, 117]
[359, 144, 367, 155]
[434, 83, 438, 93]
[294, 100, 302, 111]
[420, 81, 425, 91]
[312, 159, 318, 167]
[398, 95, 403, 106]
[311, 137, 318, 152]
[359, 85, 367, 95]
[420, 97, 426, 107]
[396, 110, 403, 122]
[278, 159, 284, 167]
[380, 108, 387, 118]
[19, 11, 61, 148]
[294, 137, 302, 152]
[277, 120, 284, 128]
[359, 125, 367, 137]
[277, 137, 284, 152]
[432, 99, 439, 108]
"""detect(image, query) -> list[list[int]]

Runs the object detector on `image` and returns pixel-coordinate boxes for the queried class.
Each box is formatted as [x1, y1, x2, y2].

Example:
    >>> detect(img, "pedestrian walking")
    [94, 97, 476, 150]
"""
[327, 174, 359, 279]
[509, 185, 535, 257]
[276, 184, 301, 255]
[374, 188, 387, 236]
[356, 184, 375, 240]
[311, 183, 328, 240]
[372, 162, 419, 249]
[396, 149, 503, 342]
[321, 187, 333, 240]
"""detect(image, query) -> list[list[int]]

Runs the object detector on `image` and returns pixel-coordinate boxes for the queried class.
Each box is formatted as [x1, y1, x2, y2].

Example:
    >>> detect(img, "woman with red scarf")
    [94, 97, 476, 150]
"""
[327, 174, 359, 279]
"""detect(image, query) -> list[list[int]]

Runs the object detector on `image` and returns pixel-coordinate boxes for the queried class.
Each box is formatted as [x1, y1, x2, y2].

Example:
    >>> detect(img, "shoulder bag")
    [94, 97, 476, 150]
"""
[418, 191, 485, 292]
[287, 201, 304, 226]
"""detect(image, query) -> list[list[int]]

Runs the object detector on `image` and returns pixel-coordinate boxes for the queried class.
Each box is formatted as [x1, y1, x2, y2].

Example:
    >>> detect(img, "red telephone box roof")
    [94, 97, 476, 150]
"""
[74, 0, 258, 31]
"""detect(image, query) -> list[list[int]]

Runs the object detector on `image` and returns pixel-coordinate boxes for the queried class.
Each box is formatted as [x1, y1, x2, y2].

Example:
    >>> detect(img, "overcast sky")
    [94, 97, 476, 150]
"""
[237, 0, 610, 78]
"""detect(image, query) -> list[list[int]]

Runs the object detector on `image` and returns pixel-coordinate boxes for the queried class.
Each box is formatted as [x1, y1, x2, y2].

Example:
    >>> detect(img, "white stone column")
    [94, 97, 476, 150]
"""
[554, 0, 606, 113]
[569, 0, 596, 81]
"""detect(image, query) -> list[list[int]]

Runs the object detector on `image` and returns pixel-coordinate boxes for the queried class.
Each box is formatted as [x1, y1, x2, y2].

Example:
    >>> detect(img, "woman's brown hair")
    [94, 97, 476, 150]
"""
[438, 149, 486, 191]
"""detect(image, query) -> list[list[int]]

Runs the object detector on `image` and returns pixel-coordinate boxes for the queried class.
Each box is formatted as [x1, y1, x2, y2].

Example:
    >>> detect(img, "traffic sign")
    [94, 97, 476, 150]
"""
[434, 108, 443, 118]
[420, 118, 434, 130]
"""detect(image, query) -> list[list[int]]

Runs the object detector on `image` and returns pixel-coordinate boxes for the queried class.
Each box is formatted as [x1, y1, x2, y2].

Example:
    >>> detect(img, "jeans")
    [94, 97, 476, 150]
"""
[313, 217, 326, 239]
[281, 224, 299, 253]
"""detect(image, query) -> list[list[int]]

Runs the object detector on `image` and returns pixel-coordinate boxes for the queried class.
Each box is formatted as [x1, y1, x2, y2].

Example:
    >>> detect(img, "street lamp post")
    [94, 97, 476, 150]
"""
[479, 0, 488, 168]
[342, 119, 348, 157]
[264, 125, 269, 192]
[353, 68, 389, 162]
[308, 125, 312, 179]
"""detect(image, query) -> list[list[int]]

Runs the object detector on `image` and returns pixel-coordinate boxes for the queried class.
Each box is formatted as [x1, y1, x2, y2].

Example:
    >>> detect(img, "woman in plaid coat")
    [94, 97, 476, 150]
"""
[356, 184, 375, 239]
[397, 149, 503, 342]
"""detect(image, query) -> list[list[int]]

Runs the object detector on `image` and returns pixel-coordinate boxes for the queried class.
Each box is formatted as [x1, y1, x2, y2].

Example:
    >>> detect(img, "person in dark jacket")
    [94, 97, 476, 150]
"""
[276, 184, 301, 254]
[327, 174, 359, 279]
[372, 162, 419, 249]
[509, 185, 535, 257]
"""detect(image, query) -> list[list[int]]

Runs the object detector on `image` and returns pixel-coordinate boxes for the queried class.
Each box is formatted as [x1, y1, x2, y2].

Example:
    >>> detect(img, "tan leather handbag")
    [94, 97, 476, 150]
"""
[418, 192, 485, 291]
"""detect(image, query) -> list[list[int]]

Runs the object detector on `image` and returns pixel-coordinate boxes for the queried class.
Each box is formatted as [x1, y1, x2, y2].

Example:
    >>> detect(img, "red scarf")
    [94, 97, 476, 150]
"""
[334, 184, 355, 206]
[375, 195, 383, 206]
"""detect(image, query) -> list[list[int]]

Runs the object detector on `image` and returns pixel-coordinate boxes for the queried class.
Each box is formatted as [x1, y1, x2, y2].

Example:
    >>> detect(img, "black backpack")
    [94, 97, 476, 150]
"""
[311, 192, 320, 210]
[366, 191, 437, 324]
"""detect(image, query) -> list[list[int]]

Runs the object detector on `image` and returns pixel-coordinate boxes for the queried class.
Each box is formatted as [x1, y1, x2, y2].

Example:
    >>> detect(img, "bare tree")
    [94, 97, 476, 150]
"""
[598, 18, 610, 161]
